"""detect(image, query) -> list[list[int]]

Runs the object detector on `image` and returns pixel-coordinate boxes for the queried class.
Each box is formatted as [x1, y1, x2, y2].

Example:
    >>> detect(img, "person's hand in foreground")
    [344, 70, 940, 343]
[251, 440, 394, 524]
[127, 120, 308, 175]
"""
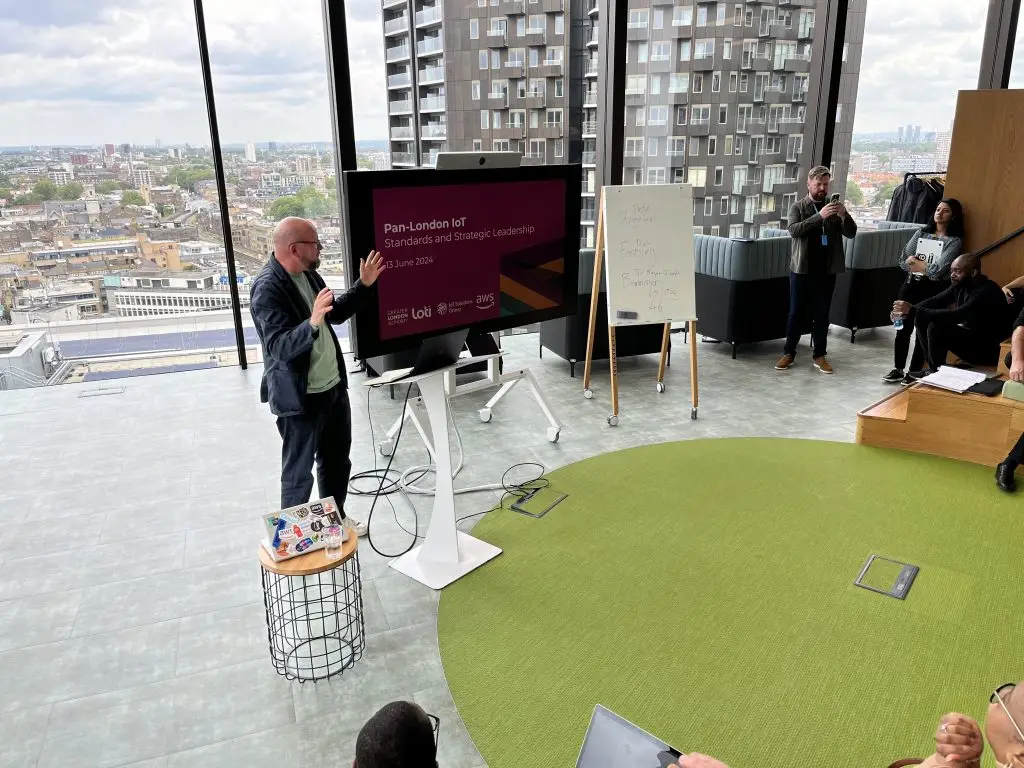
[670, 754, 729, 768]
[934, 713, 984, 766]
[1004, 285, 1017, 303]
[1011, 357, 1024, 383]
[893, 300, 912, 317]
[310, 288, 334, 327]
[360, 250, 386, 286]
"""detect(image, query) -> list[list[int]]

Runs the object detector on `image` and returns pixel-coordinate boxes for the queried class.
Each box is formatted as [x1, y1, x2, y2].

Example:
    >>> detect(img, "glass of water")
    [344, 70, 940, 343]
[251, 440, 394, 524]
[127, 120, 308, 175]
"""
[324, 525, 343, 560]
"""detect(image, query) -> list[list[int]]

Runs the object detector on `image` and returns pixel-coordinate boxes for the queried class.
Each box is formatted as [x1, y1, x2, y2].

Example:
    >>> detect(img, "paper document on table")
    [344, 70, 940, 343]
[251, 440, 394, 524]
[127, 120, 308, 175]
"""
[918, 366, 988, 393]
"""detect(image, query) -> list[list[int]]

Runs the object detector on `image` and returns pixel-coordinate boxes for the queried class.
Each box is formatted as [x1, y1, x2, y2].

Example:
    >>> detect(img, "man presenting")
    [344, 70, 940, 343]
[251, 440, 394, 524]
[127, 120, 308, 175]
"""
[893, 253, 1007, 377]
[250, 217, 385, 535]
[776, 166, 857, 374]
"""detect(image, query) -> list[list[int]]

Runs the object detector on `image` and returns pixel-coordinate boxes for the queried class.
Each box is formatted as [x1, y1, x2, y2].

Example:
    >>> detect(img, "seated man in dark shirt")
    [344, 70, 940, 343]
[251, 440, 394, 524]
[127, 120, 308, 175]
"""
[893, 253, 1008, 381]
[996, 305, 1024, 492]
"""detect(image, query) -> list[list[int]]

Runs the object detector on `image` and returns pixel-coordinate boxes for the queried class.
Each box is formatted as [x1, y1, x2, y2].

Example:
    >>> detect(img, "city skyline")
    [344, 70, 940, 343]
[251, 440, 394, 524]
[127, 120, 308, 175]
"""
[0, 0, 1003, 146]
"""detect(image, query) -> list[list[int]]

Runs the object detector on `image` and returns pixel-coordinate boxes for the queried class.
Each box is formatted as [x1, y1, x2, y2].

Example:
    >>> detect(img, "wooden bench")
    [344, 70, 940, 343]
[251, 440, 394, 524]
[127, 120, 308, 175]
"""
[857, 376, 1022, 467]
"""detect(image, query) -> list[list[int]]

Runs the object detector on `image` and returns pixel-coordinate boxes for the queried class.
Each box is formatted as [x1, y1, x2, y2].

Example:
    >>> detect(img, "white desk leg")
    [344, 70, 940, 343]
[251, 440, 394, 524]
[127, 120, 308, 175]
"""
[389, 370, 502, 589]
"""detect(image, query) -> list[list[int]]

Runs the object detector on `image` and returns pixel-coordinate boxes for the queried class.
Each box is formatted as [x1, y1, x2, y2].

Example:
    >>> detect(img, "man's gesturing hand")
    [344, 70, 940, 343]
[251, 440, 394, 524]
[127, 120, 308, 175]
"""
[310, 287, 334, 328]
[360, 250, 386, 286]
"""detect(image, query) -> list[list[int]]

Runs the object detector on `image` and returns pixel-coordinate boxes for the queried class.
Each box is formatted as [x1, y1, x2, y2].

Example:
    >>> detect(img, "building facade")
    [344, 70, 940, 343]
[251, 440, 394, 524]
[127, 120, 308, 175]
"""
[380, 0, 864, 244]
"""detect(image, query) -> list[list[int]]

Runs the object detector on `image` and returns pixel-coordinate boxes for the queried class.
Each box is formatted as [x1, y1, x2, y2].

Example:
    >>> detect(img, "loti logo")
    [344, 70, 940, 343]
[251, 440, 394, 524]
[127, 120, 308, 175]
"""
[412, 306, 432, 320]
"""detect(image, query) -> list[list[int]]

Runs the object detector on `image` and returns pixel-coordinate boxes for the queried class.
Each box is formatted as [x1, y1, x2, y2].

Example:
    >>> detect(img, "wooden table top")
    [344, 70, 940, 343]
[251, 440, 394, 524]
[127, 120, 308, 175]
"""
[258, 529, 359, 576]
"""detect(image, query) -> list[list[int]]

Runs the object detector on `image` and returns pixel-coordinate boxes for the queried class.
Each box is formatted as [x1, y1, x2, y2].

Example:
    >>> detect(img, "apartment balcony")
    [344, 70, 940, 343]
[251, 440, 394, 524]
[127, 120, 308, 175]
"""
[588, 0, 599, 15]
[585, 59, 599, 77]
[486, 91, 509, 108]
[500, 61, 525, 78]
[691, 54, 716, 72]
[421, 151, 439, 167]
[581, 208, 596, 225]
[582, 151, 597, 165]
[540, 0, 564, 12]
[535, 123, 564, 139]
[534, 60, 564, 77]
[651, 0, 675, 5]
[792, 89, 809, 103]
[520, 28, 547, 46]
[666, 90, 689, 104]
[626, 25, 648, 41]
[487, 31, 508, 48]
[582, 89, 598, 107]
[587, 26, 600, 46]
[513, 92, 546, 109]
[421, 123, 447, 139]
[384, 14, 409, 35]
[783, 56, 811, 73]
[385, 45, 411, 63]
[778, 118, 805, 134]
[688, 119, 711, 136]
[387, 71, 412, 88]
[391, 126, 415, 139]
[491, 125, 526, 139]
[415, 6, 442, 26]
[416, 37, 443, 56]
[522, 153, 547, 166]
[582, 119, 597, 136]
[502, 0, 526, 14]
[382, 0, 405, 8]
[624, 89, 647, 105]
[648, 54, 674, 72]
[581, 181, 596, 195]
[419, 65, 445, 84]
[419, 95, 446, 112]
[764, 90, 789, 105]
[765, 179, 798, 195]
[667, 154, 686, 167]
[388, 99, 414, 115]
[671, 24, 691, 39]
[797, 24, 815, 40]
[623, 152, 644, 168]
[391, 151, 416, 166]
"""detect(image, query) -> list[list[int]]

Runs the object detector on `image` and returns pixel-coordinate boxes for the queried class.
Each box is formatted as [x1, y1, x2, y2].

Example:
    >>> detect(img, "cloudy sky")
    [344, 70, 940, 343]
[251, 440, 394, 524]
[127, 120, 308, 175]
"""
[0, 0, 1005, 147]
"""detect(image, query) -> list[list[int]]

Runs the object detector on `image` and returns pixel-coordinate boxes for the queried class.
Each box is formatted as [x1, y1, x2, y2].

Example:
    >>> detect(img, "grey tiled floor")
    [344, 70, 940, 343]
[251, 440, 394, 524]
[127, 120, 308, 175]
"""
[0, 327, 901, 767]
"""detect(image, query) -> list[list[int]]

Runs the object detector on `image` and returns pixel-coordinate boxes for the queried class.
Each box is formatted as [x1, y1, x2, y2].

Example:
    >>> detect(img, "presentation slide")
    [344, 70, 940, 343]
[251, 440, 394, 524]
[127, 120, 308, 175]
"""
[372, 179, 567, 341]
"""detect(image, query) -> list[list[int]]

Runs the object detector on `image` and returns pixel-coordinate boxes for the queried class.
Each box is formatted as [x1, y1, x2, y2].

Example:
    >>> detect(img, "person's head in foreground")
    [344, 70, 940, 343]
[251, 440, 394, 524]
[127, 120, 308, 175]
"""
[354, 701, 438, 768]
[926, 198, 965, 239]
[932, 681, 1024, 767]
[949, 253, 981, 286]
[807, 165, 831, 201]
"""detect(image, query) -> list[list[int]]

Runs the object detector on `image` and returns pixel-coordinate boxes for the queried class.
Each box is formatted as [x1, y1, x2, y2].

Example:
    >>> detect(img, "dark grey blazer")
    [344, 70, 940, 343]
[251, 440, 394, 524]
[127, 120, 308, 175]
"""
[250, 255, 370, 417]
[786, 195, 858, 275]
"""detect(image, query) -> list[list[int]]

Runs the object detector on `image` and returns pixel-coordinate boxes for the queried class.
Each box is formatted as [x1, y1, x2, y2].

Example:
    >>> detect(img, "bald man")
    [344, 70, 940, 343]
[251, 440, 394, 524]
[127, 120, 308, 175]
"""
[893, 253, 1009, 379]
[250, 217, 385, 535]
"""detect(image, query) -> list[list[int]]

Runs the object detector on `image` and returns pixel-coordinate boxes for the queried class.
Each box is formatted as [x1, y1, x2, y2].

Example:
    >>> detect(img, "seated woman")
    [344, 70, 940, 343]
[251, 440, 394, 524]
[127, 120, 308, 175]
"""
[882, 198, 965, 384]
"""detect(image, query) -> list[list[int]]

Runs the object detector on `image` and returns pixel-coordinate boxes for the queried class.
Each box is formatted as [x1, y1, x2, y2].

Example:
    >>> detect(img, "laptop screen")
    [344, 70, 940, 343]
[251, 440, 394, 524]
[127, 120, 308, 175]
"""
[576, 705, 682, 768]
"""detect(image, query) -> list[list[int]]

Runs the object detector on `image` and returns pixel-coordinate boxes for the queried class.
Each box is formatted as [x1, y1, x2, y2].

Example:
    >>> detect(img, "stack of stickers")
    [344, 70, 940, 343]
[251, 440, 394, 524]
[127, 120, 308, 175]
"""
[260, 497, 346, 562]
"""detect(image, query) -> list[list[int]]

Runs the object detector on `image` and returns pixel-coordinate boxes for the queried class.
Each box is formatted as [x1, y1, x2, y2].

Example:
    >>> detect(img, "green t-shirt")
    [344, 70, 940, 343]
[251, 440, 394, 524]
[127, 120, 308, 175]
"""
[289, 273, 341, 394]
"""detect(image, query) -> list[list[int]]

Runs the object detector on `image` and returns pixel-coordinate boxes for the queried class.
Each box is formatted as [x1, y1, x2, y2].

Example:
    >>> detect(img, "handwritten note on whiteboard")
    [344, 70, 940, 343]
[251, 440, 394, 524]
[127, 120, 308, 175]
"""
[601, 184, 696, 326]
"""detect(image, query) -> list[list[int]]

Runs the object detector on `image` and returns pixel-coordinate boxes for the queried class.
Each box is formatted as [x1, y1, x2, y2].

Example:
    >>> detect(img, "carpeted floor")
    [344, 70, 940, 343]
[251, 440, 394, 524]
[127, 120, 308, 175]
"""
[437, 438, 1023, 767]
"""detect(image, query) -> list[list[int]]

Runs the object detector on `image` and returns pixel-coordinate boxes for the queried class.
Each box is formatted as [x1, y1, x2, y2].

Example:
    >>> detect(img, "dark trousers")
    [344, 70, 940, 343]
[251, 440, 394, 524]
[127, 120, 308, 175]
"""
[277, 384, 352, 514]
[784, 272, 837, 358]
[914, 315, 1001, 371]
[894, 277, 948, 371]
[1006, 433, 1024, 466]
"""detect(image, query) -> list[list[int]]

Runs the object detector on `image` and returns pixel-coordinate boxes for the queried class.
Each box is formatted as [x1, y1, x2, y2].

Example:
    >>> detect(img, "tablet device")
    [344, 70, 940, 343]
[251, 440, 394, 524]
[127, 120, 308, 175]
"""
[576, 704, 682, 768]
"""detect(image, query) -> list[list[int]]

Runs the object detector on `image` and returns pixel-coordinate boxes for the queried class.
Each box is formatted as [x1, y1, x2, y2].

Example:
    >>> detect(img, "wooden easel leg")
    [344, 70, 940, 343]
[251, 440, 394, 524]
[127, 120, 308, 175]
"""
[583, 193, 605, 399]
[608, 324, 619, 426]
[656, 322, 670, 393]
[689, 319, 699, 420]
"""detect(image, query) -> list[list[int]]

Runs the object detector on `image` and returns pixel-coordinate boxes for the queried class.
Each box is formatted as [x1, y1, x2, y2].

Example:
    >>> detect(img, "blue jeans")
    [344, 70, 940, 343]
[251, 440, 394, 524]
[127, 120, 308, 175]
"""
[276, 384, 352, 513]
[784, 272, 837, 358]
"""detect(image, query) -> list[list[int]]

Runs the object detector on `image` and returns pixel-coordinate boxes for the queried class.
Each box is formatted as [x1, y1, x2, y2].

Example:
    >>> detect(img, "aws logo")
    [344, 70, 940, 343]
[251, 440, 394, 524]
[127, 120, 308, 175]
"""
[412, 306, 432, 320]
[476, 293, 495, 310]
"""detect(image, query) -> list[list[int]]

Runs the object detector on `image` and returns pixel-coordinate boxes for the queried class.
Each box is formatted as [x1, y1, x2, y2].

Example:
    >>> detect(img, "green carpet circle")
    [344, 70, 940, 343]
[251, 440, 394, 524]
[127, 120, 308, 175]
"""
[437, 438, 1024, 768]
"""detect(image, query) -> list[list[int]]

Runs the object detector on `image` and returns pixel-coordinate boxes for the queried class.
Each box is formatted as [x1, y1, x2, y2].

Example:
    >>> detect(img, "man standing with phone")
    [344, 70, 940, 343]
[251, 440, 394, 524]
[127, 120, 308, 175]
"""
[250, 217, 386, 535]
[775, 166, 858, 374]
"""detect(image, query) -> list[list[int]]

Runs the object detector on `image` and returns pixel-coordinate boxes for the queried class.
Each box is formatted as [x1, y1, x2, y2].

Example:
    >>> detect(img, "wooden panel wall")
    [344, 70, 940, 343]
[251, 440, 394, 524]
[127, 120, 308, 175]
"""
[946, 89, 1024, 287]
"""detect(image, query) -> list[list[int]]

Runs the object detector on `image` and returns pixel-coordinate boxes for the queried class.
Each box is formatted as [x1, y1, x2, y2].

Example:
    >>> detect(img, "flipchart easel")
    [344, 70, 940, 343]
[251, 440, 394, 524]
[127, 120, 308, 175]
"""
[581, 184, 699, 425]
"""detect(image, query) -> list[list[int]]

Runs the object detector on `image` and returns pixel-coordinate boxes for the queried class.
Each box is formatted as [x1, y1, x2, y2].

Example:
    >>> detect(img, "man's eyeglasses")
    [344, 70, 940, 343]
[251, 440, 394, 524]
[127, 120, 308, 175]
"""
[291, 240, 323, 250]
[427, 713, 440, 750]
[992, 683, 1024, 743]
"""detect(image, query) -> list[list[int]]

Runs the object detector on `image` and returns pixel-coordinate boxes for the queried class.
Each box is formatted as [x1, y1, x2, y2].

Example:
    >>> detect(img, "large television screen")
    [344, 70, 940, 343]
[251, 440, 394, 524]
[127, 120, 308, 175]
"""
[343, 164, 581, 359]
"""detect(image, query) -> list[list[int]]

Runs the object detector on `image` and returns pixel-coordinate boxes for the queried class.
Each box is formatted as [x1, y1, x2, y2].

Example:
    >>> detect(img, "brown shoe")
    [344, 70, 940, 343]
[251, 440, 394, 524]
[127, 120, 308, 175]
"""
[813, 356, 834, 374]
[775, 354, 795, 370]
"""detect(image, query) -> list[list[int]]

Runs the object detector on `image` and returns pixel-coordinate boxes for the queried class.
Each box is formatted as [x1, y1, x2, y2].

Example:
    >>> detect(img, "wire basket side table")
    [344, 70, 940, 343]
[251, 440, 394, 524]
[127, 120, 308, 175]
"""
[257, 531, 365, 682]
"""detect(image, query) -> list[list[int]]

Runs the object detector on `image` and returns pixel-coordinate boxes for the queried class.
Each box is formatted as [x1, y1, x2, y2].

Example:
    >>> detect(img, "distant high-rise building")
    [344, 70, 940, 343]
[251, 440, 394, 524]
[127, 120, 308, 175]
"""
[155, 138, 162, 148]
[120, 143, 132, 157]
[935, 125, 952, 172]
[267, 141, 278, 151]
[104, 144, 116, 157]
[295, 155, 318, 173]
[897, 127, 905, 143]
[245, 142, 257, 163]
[912, 125, 921, 143]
